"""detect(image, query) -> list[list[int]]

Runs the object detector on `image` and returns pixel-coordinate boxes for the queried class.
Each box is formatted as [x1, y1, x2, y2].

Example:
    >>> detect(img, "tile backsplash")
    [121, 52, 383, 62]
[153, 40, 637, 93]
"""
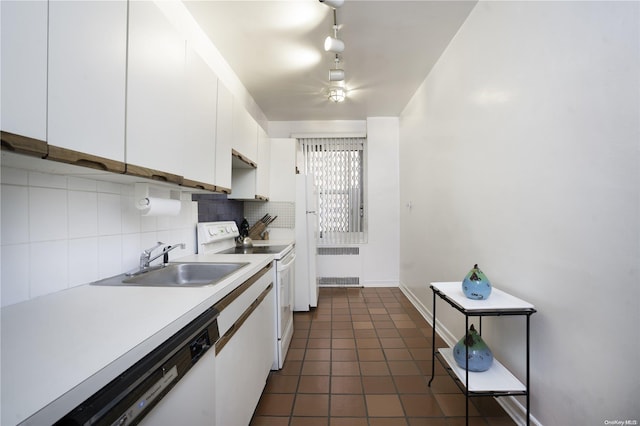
[244, 201, 295, 229]
[1, 167, 198, 307]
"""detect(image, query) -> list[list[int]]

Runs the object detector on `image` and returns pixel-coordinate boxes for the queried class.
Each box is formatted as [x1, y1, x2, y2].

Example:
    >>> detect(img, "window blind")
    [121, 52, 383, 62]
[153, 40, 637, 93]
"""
[299, 137, 367, 244]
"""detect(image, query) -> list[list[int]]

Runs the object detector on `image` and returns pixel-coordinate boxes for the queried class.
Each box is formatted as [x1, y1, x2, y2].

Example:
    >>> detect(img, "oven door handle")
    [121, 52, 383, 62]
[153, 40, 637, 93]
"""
[278, 253, 296, 271]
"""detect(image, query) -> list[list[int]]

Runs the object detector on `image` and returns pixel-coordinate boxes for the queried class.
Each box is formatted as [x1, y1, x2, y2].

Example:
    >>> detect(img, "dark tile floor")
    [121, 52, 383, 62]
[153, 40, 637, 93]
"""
[251, 287, 516, 426]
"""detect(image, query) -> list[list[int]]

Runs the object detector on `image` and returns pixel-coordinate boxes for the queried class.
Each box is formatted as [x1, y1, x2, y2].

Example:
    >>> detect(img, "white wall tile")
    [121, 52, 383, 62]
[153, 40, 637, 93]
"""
[122, 233, 141, 272]
[68, 238, 98, 286]
[29, 187, 68, 241]
[30, 240, 68, 298]
[98, 192, 122, 235]
[68, 191, 98, 238]
[156, 230, 172, 247]
[1, 244, 30, 306]
[68, 176, 97, 192]
[1, 173, 200, 305]
[96, 180, 121, 194]
[140, 215, 157, 233]
[156, 214, 171, 231]
[28, 171, 67, 189]
[121, 194, 141, 234]
[140, 232, 160, 251]
[1, 184, 29, 244]
[98, 235, 122, 279]
[1, 167, 28, 185]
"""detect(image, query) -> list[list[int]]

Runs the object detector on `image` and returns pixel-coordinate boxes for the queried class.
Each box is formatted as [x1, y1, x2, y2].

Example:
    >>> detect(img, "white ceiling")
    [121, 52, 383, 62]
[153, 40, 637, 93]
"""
[184, 0, 477, 122]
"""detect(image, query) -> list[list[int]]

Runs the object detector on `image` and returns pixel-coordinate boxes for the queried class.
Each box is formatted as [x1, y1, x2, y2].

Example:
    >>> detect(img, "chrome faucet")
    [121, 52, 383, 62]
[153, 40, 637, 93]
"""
[127, 242, 186, 276]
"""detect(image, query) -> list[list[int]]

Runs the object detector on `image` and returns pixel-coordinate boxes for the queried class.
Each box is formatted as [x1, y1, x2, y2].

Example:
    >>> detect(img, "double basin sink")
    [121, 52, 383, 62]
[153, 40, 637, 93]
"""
[92, 262, 249, 287]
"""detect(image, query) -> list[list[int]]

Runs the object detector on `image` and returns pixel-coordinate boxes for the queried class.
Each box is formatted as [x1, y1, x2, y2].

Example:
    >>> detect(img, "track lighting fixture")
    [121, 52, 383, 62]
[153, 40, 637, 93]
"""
[329, 55, 344, 81]
[322, 6, 347, 102]
[328, 86, 346, 103]
[329, 69, 345, 81]
[324, 25, 344, 53]
[319, 0, 344, 8]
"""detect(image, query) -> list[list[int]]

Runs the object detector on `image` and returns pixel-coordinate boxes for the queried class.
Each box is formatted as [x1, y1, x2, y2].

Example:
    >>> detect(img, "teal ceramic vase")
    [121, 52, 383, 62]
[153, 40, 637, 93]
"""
[462, 264, 492, 300]
[452, 324, 493, 372]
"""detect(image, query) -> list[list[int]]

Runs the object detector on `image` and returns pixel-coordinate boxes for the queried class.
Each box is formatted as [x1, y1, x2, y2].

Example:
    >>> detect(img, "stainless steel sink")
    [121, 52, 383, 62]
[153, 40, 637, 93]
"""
[91, 262, 249, 287]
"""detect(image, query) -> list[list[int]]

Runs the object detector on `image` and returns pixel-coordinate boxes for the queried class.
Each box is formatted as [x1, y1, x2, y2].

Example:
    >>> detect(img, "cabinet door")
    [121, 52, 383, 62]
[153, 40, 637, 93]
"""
[232, 101, 258, 164]
[0, 0, 48, 141]
[216, 288, 275, 426]
[184, 43, 218, 188]
[47, 0, 127, 162]
[127, 1, 185, 176]
[215, 82, 233, 192]
[269, 138, 297, 202]
[256, 127, 271, 199]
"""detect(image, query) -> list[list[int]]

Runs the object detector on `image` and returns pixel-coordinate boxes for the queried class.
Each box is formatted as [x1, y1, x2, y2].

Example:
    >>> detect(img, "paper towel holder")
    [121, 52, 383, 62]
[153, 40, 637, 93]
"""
[134, 183, 181, 212]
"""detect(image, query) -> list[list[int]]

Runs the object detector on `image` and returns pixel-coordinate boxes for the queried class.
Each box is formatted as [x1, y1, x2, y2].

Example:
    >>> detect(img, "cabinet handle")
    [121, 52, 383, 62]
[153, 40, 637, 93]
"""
[181, 178, 216, 192]
[215, 283, 273, 354]
[47, 145, 126, 173]
[125, 164, 183, 185]
[1, 131, 48, 158]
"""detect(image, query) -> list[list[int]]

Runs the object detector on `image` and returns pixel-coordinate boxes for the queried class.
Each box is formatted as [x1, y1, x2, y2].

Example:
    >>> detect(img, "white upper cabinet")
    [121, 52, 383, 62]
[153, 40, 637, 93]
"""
[229, 126, 270, 201]
[183, 43, 218, 189]
[126, 1, 186, 177]
[232, 100, 258, 165]
[255, 127, 271, 200]
[215, 82, 234, 192]
[269, 138, 297, 202]
[1, 0, 48, 141]
[47, 0, 127, 164]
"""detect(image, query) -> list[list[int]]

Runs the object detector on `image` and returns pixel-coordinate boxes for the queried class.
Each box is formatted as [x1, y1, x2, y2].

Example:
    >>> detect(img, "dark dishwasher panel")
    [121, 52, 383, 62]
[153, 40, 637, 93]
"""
[55, 306, 219, 426]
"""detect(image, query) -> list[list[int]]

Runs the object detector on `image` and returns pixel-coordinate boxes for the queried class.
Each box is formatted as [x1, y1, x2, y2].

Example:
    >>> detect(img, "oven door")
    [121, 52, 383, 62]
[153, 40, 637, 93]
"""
[276, 249, 296, 369]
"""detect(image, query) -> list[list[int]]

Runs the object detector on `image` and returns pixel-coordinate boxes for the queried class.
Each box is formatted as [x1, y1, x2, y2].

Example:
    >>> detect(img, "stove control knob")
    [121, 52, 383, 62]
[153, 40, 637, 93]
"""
[208, 228, 215, 236]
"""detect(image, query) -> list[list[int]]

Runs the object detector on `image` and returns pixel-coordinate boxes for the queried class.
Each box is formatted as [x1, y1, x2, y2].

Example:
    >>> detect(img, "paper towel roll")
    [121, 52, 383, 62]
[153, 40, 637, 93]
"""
[136, 197, 181, 216]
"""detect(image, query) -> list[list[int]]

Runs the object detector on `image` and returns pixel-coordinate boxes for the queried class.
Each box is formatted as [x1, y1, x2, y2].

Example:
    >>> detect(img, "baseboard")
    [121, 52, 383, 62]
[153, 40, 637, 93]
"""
[362, 280, 399, 288]
[398, 282, 543, 426]
[399, 282, 456, 346]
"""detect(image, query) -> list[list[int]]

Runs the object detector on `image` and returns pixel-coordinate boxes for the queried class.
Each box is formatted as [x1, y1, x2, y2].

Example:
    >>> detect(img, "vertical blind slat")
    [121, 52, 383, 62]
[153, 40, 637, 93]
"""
[299, 137, 366, 245]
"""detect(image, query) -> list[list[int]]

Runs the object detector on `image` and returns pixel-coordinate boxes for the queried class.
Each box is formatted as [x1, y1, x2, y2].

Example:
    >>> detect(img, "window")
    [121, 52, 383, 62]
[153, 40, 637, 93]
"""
[299, 137, 367, 244]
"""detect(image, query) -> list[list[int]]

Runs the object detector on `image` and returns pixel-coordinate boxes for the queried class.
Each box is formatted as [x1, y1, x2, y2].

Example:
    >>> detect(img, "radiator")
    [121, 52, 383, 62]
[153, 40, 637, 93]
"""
[317, 247, 362, 287]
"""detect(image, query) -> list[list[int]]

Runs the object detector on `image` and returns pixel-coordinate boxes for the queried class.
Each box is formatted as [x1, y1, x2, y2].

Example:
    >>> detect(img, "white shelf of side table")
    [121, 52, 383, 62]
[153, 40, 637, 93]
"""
[428, 282, 536, 425]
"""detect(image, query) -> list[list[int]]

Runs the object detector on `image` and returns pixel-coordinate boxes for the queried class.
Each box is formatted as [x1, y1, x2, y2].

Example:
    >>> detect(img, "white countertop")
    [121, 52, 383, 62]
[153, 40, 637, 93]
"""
[1, 253, 273, 426]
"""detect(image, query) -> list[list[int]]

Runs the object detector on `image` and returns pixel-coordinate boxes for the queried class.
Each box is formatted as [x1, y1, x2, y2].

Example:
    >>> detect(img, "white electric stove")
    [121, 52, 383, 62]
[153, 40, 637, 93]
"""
[197, 221, 295, 370]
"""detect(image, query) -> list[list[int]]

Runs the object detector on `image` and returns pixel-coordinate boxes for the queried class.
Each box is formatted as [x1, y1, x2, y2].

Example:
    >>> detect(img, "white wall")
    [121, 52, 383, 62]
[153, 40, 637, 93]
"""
[399, 1, 639, 424]
[0, 164, 198, 307]
[270, 119, 400, 287]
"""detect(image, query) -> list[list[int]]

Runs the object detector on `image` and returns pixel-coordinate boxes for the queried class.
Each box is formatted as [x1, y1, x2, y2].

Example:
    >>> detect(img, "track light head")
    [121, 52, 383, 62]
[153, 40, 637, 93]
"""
[324, 36, 344, 53]
[329, 69, 345, 81]
[319, 0, 344, 8]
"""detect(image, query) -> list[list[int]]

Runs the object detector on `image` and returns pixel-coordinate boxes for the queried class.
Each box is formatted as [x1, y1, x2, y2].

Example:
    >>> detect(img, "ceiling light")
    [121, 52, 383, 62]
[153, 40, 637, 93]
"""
[328, 86, 346, 103]
[329, 68, 345, 81]
[319, 0, 344, 8]
[324, 35, 344, 53]
[329, 55, 344, 81]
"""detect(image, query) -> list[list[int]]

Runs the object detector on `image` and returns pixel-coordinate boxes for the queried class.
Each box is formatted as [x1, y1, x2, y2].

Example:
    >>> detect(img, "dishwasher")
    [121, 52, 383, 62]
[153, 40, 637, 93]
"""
[55, 306, 219, 426]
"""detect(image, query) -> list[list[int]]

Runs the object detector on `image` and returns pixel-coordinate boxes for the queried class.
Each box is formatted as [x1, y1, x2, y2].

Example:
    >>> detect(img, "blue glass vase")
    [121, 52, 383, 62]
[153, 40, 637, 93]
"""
[462, 264, 492, 300]
[453, 324, 493, 372]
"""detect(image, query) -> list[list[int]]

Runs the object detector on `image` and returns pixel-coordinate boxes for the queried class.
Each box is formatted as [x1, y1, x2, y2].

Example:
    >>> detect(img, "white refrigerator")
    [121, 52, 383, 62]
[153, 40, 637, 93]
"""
[294, 173, 319, 311]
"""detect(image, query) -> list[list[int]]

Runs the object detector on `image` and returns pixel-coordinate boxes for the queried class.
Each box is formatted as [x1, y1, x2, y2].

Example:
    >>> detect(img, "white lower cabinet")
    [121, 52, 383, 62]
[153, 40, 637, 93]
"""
[215, 274, 275, 426]
[139, 348, 216, 426]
